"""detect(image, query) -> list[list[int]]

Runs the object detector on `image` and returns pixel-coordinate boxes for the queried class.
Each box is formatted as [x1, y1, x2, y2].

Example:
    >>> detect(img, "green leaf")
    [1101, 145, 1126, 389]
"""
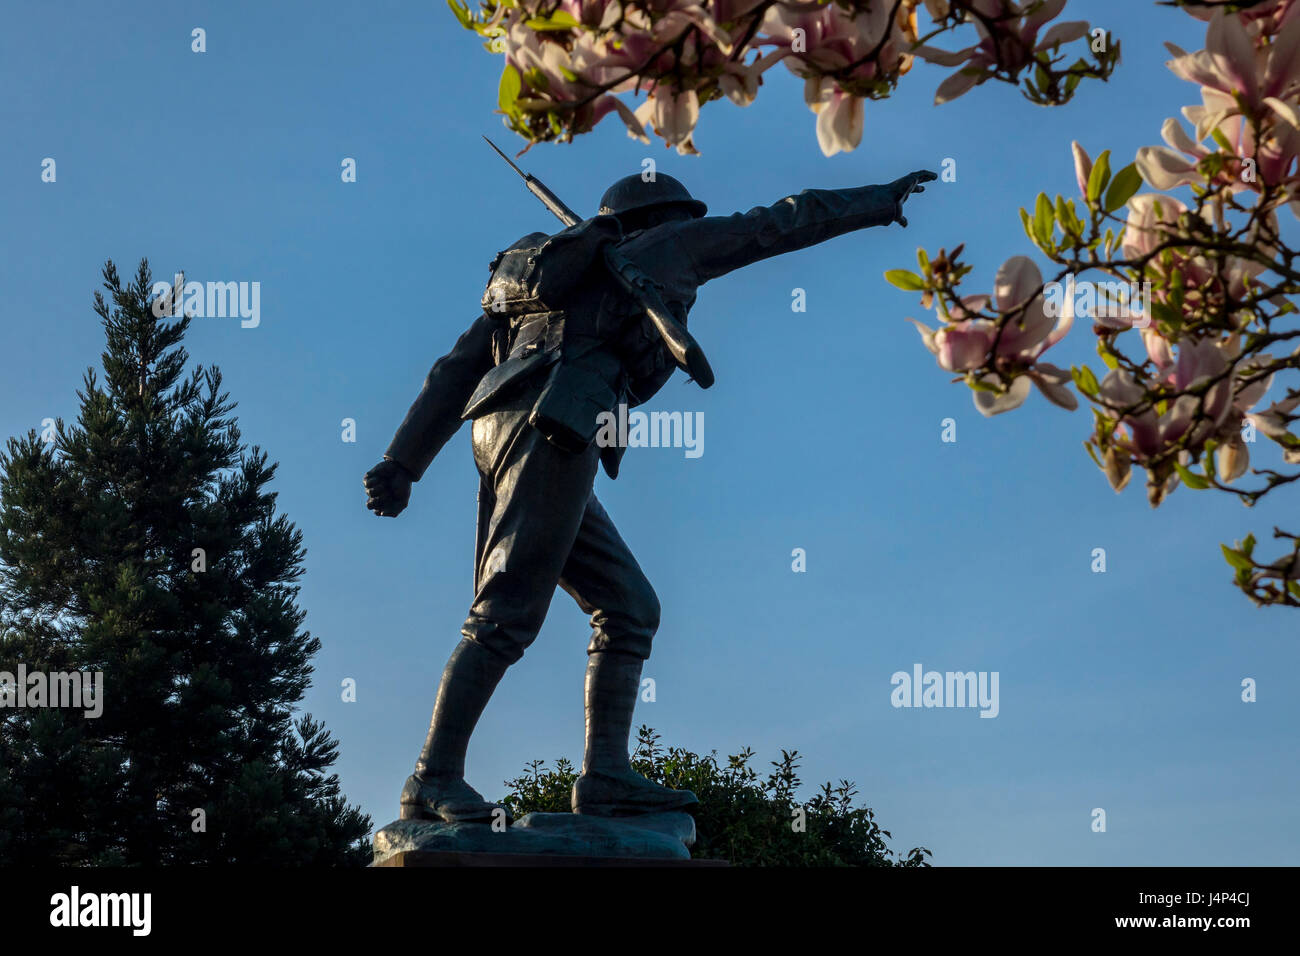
[497, 63, 522, 116]
[1221, 544, 1254, 571]
[526, 11, 581, 30]
[1097, 340, 1118, 370]
[917, 247, 931, 279]
[523, 66, 549, 91]
[447, 0, 474, 29]
[1087, 149, 1112, 206]
[1071, 364, 1100, 398]
[1175, 462, 1210, 489]
[1033, 193, 1055, 249]
[1103, 163, 1142, 213]
[1056, 196, 1082, 237]
[884, 269, 926, 291]
[1019, 207, 1035, 243]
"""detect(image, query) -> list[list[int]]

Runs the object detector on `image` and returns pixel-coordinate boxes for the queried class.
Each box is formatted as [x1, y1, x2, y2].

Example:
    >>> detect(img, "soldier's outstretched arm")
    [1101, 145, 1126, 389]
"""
[676, 170, 936, 284]
[364, 313, 497, 517]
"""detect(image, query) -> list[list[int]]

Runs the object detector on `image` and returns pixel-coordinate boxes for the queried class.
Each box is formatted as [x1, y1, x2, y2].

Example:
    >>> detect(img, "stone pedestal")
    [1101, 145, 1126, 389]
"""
[372, 810, 725, 866]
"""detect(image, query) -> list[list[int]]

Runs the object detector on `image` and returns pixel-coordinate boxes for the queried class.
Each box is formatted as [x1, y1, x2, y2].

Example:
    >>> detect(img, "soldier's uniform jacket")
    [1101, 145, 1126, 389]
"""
[385, 182, 897, 481]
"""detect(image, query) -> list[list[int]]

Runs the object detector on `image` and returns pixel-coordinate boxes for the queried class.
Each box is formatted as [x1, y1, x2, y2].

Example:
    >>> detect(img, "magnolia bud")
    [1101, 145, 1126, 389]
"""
[1217, 432, 1249, 482]
[1104, 446, 1131, 492]
[1072, 141, 1093, 197]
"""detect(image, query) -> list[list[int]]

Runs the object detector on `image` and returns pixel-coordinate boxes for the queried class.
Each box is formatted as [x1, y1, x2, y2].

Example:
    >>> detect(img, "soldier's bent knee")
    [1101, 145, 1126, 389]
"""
[460, 617, 538, 665]
[637, 584, 661, 637]
[588, 579, 660, 659]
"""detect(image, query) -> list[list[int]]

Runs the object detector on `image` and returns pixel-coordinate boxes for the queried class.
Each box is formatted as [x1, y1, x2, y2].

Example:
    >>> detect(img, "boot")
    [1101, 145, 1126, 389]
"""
[571, 651, 699, 816]
[400, 638, 514, 824]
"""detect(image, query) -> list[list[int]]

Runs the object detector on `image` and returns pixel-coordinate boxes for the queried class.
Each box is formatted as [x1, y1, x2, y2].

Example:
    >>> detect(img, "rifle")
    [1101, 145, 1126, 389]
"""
[483, 137, 714, 389]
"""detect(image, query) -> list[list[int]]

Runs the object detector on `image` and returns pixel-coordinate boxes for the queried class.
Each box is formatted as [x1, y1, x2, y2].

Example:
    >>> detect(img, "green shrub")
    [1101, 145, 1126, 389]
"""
[501, 726, 931, 866]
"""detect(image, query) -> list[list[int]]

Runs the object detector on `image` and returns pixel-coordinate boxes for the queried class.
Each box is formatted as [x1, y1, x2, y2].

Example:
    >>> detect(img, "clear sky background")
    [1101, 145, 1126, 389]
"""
[2, 0, 1296, 865]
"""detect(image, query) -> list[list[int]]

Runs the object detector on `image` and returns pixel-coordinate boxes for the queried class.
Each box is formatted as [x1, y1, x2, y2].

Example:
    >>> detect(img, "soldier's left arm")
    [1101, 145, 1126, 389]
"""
[673, 171, 936, 284]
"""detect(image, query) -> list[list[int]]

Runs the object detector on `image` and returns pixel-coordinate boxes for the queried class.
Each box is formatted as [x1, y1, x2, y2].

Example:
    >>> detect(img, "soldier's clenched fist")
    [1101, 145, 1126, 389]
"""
[364, 458, 413, 517]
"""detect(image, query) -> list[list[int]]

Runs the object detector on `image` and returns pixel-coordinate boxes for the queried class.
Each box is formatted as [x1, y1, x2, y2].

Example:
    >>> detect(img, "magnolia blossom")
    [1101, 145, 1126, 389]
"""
[1138, 91, 1300, 197]
[1163, 10, 1300, 125]
[1120, 191, 1267, 330]
[759, 1, 916, 155]
[1099, 338, 1277, 490]
[1148, 9, 1300, 210]
[1212, 350, 1278, 480]
[499, 0, 769, 152]
[479, 0, 1101, 154]
[806, 77, 865, 157]
[633, 87, 702, 154]
[1183, 0, 1300, 32]
[1247, 393, 1300, 464]
[916, 0, 1090, 104]
[1121, 192, 1215, 291]
[910, 256, 1075, 416]
[1098, 340, 1229, 464]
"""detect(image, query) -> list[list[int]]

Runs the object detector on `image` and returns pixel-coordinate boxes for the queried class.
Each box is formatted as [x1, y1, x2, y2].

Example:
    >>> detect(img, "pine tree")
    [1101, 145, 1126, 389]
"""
[0, 260, 371, 865]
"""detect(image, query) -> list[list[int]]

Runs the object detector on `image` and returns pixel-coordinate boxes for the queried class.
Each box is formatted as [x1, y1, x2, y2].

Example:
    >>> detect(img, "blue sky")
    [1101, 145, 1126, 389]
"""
[2, 0, 1296, 865]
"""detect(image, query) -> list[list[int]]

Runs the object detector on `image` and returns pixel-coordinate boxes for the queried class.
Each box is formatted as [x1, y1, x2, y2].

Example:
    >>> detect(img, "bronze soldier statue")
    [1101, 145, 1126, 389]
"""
[364, 164, 935, 823]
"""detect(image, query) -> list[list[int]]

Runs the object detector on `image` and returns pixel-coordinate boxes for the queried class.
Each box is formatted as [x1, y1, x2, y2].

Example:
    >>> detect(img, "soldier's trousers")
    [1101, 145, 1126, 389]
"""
[461, 391, 660, 664]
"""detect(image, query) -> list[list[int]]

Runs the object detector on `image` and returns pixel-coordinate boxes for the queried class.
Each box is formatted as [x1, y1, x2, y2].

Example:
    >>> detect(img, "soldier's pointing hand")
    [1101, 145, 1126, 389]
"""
[888, 169, 937, 228]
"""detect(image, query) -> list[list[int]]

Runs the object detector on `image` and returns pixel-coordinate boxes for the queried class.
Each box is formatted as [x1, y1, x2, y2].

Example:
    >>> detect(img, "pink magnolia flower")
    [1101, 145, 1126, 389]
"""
[1143, 327, 1174, 374]
[1136, 117, 1210, 191]
[1123, 193, 1189, 259]
[1121, 193, 1224, 290]
[916, 0, 1090, 104]
[758, 0, 914, 155]
[1211, 348, 1278, 480]
[632, 86, 702, 154]
[1182, 0, 1300, 33]
[1164, 10, 1300, 120]
[909, 256, 1076, 416]
[1138, 96, 1300, 196]
[1099, 338, 1235, 465]
[1246, 392, 1300, 465]
[808, 77, 865, 156]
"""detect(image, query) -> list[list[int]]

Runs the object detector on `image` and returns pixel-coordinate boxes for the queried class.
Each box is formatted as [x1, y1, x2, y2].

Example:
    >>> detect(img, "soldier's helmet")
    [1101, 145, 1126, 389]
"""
[597, 173, 707, 219]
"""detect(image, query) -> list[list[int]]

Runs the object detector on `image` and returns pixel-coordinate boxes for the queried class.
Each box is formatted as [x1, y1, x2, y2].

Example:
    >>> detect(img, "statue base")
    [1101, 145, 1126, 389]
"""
[372, 810, 721, 866]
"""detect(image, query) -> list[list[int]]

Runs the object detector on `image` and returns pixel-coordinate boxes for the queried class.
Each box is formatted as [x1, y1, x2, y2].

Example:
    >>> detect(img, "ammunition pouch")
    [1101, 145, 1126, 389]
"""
[528, 362, 619, 454]
[481, 216, 622, 318]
